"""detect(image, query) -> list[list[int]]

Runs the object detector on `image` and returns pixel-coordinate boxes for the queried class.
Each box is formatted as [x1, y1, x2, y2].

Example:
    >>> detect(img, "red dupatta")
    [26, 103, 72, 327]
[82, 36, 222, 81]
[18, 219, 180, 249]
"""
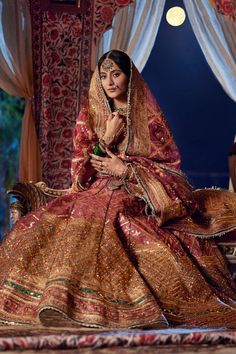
[71, 57, 197, 226]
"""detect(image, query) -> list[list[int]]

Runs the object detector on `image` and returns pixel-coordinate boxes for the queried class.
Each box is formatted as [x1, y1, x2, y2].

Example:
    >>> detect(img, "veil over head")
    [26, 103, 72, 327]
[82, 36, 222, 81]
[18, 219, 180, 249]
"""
[86, 50, 197, 224]
[89, 51, 180, 168]
[71, 50, 236, 234]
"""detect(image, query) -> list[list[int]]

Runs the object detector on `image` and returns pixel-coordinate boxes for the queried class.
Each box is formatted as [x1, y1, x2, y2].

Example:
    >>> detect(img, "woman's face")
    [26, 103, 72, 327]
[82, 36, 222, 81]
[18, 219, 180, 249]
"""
[100, 59, 128, 101]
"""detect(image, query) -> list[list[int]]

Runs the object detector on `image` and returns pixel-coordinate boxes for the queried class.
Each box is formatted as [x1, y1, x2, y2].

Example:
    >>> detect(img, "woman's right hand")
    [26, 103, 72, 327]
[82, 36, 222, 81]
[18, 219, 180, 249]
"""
[103, 112, 125, 147]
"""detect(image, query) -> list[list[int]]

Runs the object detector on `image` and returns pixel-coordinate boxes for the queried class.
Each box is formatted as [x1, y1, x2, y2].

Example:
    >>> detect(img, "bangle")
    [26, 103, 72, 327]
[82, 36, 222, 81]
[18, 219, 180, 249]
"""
[120, 165, 129, 180]
[121, 164, 134, 182]
[126, 165, 134, 181]
[98, 141, 106, 153]
[101, 135, 116, 147]
[93, 142, 106, 157]
[99, 138, 116, 151]
[98, 139, 107, 151]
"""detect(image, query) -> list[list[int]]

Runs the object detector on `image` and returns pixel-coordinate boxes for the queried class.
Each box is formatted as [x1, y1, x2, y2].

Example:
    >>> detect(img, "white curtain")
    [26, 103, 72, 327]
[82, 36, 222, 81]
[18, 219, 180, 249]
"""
[96, 0, 166, 72]
[0, 0, 41, 182]
[183, 0, 236, 102]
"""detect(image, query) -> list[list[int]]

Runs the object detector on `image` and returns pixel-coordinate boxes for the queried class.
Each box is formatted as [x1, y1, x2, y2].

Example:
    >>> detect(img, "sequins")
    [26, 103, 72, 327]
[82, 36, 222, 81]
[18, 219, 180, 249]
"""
[0, 182, 236, 328]
[4, 280, 42, 298]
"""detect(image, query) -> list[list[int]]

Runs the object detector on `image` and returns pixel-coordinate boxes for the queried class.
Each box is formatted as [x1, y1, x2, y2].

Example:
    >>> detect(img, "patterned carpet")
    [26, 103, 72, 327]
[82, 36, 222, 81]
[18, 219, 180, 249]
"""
[3, 346, 236, 354]
[0, 326, 236, 352]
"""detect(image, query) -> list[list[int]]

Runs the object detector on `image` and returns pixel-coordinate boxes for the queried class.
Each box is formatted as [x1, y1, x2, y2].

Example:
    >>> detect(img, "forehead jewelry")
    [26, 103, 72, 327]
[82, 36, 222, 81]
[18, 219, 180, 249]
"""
[101, 58, 114, 72]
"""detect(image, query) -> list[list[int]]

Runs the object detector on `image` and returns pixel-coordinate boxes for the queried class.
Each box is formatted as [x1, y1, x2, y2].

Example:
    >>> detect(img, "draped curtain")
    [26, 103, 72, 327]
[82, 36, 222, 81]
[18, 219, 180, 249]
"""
[96, 0, 166, 72]
[183, 0, 236, 102]
[98, 0, 236, 99]
[0, 0, 41, 182]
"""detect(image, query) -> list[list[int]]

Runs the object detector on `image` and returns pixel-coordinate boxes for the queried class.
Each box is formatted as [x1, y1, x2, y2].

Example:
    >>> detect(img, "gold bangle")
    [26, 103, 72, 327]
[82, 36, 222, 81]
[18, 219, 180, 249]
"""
[120, 165, 129, 181]
[122, 164, 134, 182]
[99, 137, 115, 150]
[101, 135, 116, 146]
[98, 141, 106, 153]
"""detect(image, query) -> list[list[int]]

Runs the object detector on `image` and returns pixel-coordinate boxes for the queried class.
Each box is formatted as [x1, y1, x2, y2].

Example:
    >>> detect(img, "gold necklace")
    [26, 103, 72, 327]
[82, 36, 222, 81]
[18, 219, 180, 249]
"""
[114, 106, 127, 116]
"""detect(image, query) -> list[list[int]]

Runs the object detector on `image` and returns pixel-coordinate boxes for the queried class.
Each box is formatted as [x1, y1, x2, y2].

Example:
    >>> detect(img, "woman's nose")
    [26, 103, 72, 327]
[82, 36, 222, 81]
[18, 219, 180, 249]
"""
[107, 76, 114, 86]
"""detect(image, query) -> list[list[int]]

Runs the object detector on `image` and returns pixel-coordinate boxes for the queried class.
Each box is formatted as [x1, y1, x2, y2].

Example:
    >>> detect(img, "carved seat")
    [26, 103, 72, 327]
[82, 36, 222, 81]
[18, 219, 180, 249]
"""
[229, 142, 236, 192]
[7, 182, 70, 222]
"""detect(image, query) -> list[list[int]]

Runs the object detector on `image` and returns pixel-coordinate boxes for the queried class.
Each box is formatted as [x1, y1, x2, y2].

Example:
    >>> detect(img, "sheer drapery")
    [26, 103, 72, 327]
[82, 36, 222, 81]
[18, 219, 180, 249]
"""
[183, 0, 236, 102]
[0, 0, 41, 182]
[97, 0, 166, 72]
[98, 0, 236, 97]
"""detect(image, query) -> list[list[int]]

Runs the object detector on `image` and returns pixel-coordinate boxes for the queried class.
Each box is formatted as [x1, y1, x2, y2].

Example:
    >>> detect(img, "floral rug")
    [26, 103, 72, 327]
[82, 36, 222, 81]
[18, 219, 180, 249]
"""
[0, 326, 236, 352]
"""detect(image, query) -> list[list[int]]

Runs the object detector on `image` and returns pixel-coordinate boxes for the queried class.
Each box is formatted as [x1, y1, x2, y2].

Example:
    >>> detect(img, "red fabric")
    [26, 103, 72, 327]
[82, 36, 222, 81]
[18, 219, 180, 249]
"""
[30, 0, 133, 188]
[1, 177, 236, 328]
[210, 0, 236, 21]
[93, 0, 134, 45]
[71, 63, 197, 225]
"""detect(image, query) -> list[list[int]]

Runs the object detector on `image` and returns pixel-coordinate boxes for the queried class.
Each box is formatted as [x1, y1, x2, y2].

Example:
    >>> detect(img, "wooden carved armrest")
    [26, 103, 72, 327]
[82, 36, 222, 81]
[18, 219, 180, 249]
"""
[229, 154, 236, 192]
[218, 243, 236, 280]
[7, 181, 71, 223]
[217, 230, 236, 278]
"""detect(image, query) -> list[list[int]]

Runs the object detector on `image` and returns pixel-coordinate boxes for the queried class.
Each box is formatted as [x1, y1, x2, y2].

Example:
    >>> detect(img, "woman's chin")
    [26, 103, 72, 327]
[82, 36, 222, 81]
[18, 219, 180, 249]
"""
[106, 92, 127, 102]
[106, 92, 118, 99]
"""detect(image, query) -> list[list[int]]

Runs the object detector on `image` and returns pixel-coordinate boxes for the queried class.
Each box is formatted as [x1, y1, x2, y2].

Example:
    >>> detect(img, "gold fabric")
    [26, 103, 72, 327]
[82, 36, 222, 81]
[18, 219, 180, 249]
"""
[1, 53, 236, 328]
[165, 188, 236, 237]
[1, 181, 236, 328]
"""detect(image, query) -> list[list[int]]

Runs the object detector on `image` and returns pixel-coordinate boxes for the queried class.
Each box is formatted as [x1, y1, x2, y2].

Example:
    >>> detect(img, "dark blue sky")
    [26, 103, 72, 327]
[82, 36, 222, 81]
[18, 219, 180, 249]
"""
[142, 0, 236, 189]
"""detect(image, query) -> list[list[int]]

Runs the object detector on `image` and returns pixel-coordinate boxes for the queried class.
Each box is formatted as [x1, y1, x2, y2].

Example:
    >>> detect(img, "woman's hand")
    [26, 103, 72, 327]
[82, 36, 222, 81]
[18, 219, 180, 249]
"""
[90, 149, 127, 177]
[103, 112, 125, 147]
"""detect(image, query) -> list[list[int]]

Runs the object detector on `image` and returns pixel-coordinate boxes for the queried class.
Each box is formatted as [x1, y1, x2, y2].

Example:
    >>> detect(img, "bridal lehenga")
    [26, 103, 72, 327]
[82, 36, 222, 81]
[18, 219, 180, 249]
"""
[1, 59, 236, 329]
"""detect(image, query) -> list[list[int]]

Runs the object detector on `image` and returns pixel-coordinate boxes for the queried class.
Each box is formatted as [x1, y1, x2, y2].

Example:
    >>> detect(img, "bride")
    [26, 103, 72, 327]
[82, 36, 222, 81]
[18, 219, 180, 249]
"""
[0, 50, 236, 329]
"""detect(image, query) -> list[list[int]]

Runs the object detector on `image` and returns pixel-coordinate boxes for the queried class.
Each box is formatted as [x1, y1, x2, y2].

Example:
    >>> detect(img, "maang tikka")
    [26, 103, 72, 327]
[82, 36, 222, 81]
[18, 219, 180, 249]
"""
[101, 58, 114, 72]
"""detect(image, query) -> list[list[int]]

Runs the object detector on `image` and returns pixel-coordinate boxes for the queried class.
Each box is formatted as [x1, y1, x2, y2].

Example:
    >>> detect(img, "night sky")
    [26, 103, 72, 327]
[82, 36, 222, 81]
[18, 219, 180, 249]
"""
[142, 0, 236, 189]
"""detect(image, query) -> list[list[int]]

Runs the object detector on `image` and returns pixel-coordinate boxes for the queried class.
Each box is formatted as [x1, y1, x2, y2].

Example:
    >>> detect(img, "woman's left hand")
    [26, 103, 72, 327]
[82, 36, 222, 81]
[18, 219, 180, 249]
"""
[90, 149, 127, 177]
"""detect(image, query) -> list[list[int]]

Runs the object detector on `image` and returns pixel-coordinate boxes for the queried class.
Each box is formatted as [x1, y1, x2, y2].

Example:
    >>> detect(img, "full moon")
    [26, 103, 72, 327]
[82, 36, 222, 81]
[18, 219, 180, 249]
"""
[166, 7, 186, 27]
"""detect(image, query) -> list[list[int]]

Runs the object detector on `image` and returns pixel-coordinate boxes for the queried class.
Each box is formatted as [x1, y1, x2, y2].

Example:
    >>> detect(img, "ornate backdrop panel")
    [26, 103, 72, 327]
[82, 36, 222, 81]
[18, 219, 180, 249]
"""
[210, 0, 236, 21]
[30, 0, 133, 188]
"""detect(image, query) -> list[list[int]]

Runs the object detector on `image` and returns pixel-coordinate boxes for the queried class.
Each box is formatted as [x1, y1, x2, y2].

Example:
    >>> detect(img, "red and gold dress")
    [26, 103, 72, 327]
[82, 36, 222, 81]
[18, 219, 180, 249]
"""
[1, 62, 236, 329]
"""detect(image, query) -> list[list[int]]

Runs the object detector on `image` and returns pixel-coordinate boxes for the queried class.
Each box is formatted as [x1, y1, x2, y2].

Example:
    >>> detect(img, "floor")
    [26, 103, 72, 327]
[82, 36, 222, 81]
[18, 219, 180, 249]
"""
[3, 346, 236, 353]
[0, 325, 236, 353]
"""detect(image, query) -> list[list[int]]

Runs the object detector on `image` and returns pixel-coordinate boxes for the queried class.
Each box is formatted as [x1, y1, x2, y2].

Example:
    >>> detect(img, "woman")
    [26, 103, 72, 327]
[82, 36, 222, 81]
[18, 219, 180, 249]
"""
[1, 50, 236, 329]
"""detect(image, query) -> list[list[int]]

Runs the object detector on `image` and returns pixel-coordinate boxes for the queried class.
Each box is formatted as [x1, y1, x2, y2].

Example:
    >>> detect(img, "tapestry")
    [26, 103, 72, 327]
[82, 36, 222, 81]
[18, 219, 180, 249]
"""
[30, 0, 133, 188]
[209, 0, 236, 21]
[93, 0, 133, 46]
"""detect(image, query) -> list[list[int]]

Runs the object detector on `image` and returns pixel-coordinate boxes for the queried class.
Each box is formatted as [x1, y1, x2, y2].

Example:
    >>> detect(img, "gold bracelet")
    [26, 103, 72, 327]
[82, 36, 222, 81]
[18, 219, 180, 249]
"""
[99, 137, 116, 150]
[104, 134, 116, 140]
[126, 165, 134, 181]
[120, 165, 129, 181]
[98, 141, 106, 153]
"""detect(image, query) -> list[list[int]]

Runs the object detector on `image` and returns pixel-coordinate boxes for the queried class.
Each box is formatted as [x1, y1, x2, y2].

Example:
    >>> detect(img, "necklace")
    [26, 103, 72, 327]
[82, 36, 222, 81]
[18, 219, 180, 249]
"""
[114, 106, 127, 116]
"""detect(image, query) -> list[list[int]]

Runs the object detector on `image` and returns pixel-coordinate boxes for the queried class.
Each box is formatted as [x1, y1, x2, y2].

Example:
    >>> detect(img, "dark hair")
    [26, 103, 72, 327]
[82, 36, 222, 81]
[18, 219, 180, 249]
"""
[98, 50, 131, 79]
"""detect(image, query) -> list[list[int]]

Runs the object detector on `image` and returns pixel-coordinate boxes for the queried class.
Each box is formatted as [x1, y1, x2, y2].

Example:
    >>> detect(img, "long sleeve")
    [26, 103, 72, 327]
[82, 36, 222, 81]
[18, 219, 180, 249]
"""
[71, 107, 97, 191]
